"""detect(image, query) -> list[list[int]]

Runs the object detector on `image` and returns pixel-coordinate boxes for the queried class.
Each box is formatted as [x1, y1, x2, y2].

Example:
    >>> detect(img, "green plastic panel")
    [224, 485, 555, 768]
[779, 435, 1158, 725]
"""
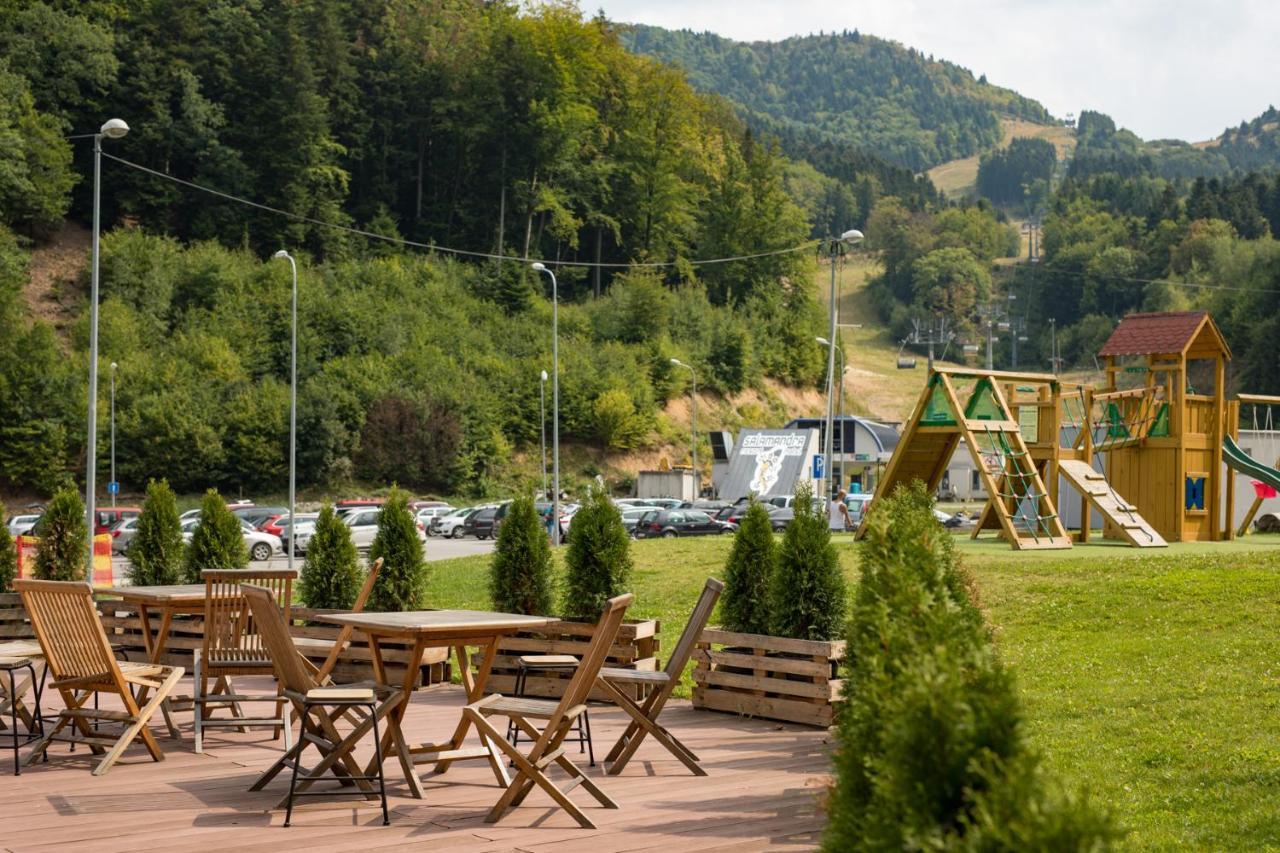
[964, 377, 1007, 422]
[921, 376, 957, 426]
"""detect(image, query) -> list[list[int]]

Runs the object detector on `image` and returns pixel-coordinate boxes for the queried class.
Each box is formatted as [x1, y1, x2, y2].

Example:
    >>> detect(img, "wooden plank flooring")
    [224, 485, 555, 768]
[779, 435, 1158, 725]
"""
[0, 676, 832, 852]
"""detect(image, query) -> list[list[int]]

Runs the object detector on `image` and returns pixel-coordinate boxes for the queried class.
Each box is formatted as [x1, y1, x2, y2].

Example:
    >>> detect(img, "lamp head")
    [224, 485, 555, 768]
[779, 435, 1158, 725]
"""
[840, 229, 864, 244]
[273, 250, 291, 260]
[531, 262, 547, 272]
[100, 118, 129, 139]
[816, 336, 831, 346]
[110, 362, 117, 371]
[541, 370, 548, 381]
[670, 358, 684, 367]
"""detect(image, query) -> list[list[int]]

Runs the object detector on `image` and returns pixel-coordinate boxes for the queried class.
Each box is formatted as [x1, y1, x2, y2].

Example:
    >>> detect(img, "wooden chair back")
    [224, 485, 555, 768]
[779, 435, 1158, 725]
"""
[15, 579, 122, 684]
[548, 594, 632, 728]
[316, 558, 382, 682]
[241, 583, 315, 696]
[202, 569, 296, 675]
[663, 578, 724, 681]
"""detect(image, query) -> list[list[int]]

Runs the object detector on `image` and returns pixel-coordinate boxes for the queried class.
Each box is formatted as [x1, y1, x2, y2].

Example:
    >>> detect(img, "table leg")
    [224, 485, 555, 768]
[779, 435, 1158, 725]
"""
[134, 606, 181, 739]
[366, 634, 426, 800]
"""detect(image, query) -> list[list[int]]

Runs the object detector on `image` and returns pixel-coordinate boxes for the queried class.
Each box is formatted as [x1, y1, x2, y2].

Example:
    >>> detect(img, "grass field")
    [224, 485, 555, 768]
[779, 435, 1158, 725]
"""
[926, 117, 1077, 201]
[426, 533, 1280, 849]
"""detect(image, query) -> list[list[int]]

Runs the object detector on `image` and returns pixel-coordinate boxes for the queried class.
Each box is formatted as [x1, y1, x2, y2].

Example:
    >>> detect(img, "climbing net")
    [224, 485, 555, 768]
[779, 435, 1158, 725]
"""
[1063, 385, 1168, 453]
[976, 425, 1060, 543]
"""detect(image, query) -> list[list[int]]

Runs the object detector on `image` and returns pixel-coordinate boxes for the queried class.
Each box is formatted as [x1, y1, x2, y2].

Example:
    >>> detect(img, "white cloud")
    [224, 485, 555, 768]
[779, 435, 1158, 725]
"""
[594, 0, 1279, 141]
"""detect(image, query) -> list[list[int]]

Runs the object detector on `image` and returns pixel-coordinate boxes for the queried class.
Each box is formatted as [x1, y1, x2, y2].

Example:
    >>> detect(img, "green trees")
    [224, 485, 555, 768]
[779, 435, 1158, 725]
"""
[367, 488, 428, 612]
[127, 479, 185, 586]
[720, 501, 776, 635]
[768, 484, 846, 641]
[977, 137, 1057, 207]
[182, 489, 248, 582]
[33, 487, 87, 582]
[0, 520, 16, 592]
[299, 504, 362, 610]
[561, 486, 632, 619]
[823, 483, 1116, 851]
[490, 495, 553, 615]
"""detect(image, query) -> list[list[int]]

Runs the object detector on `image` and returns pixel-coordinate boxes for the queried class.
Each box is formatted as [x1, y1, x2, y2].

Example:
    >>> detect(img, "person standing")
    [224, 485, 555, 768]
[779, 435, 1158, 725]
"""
[829, 488, 853, 533]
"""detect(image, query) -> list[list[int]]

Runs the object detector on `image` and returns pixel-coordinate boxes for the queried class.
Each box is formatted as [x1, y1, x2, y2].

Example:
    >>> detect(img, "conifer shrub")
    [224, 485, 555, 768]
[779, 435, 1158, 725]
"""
[490, 494, 553, 615]
[768, 482, 845, 640]
[34, 486, 88, 581]
[367, 487, 428, 611]
[300, 503, 362, 609]
[721, 499, 776, 634]
[0, 521, 16, 592]
[127, 479, 185, 586]
[182, 488, 249, 582]
[561, 485, 632, 620]
[822, 483, 1117, 851]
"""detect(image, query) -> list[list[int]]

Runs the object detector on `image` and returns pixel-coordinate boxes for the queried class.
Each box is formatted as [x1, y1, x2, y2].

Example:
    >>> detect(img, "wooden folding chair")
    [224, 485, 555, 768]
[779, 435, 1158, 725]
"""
[598, 577, 723, 776]
[292, 558, 383, 685]
[240, 584, 401, 825]
[193, 569, 297, 753]
[464, 593, 633, 829]
[14, 580, 183, 776]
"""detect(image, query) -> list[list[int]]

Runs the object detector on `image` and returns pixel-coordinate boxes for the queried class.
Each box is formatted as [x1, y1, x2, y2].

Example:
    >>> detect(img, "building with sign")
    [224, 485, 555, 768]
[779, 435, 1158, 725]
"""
[718, 428, 822, 502]
[783, 416, 900, 495]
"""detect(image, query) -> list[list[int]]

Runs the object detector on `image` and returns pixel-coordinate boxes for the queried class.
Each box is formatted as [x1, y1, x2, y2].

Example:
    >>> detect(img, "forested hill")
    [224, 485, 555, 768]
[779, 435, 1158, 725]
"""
[619, 25, 1054, 172]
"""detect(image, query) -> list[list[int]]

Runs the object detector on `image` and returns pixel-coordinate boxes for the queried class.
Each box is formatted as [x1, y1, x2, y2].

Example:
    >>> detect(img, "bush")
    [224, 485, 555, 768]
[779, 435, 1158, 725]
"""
[300, 504, 362, 609]
[367, 487, 427, 611]
[720, 500, 776, 634]
[127, 479, 185, 586]
[561, 485, 632, 619]
[490, 495, 554, 615]
[33, 486, 88, 581]
[0, 521, 15, 591]
[768, 482, 845, 640]
[182, 488, 248, 582]
[822, 483, 1117, 851]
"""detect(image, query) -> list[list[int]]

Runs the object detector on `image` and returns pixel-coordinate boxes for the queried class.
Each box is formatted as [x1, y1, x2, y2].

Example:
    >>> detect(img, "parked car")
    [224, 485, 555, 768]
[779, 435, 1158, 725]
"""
[434, 506, 483, 538]
[688, 500, 730, 513]
[234, 506, 288, 530]
[619, 506, 652, 536]
[416, 506, 453, 534]
[460, 506, 499, 539]
[108, 517, 140, 554]
[91, 506, 142, 536]
[410, 500, 451, 511]
[614, 498, 659, 508]
[844, 493, 876, 526]
[633, 509, 736, 539]
[640, 498, 685, 510]
[724, 504, 792, 532]
[277, 513, 320, 554]
[179, 518, 284, 562]
[343, 507, 426, 551]
[6, 513, 39, 537]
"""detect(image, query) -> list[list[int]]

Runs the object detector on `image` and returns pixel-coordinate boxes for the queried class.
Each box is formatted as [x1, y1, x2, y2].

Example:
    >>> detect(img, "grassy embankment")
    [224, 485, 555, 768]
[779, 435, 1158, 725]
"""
[427, 533, 1280, 849]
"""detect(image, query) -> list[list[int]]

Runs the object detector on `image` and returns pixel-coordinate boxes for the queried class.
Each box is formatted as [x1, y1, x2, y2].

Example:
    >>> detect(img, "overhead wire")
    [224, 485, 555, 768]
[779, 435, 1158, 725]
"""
[102, 153, 820, 269]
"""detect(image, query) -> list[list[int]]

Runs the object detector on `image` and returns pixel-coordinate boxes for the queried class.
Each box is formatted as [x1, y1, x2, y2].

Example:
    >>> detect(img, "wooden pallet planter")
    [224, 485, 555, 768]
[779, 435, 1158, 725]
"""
[0, 593, 34, 641]
[488, 618, 660, 702]
[691, 628, 846, 728]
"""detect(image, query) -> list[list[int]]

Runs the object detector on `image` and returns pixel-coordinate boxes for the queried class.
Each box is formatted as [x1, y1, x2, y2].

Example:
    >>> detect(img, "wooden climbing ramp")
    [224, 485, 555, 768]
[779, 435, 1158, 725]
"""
[1058, 459, 1167, 547]
[858, 368, 1071, 550]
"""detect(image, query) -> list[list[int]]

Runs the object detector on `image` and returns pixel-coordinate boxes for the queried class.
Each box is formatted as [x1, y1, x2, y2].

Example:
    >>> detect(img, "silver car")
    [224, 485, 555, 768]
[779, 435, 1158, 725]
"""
[109, 517, 141, 555]
[180, 518, 283, 562]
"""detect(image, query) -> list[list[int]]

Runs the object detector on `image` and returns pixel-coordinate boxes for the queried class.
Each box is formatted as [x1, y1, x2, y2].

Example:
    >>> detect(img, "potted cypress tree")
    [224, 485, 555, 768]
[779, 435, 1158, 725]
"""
[367, 487, 428, 612]
[127, 479, 185, 586]
[693, 483, 848, 727]
[0, 521, 15, 593]
[33, 487, 88, 582]
[299, 504, 362, 610]
[489, 494, 552, 616]
[183, 489, 248, 582]
[491, 486, 659, 700]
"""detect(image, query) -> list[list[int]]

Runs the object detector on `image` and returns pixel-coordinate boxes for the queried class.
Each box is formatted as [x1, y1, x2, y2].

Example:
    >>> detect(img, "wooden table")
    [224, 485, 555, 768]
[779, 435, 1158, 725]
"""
[104, 585, 208, 738]
[320, 610, 553, 799]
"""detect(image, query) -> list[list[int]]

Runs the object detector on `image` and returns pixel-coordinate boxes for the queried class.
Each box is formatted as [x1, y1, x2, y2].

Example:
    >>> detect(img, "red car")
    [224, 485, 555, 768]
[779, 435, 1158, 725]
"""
[260, 514, 287, 538]
[93, 506, 141, 536]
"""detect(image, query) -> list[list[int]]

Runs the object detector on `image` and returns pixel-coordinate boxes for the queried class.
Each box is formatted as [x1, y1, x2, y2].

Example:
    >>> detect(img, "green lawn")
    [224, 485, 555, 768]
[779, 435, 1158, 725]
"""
[426, 533, 1280, 849]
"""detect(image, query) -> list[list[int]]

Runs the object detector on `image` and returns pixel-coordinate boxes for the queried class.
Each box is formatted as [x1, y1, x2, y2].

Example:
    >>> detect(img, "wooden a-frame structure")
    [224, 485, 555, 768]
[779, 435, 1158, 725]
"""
[855, 367, 1071, 550]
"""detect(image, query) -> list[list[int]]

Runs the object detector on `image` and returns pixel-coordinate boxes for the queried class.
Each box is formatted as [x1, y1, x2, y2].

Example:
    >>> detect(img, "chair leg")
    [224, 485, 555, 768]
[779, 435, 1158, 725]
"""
[284, 717, 303, 828]
[192, 652, 204, 754]
[581, 706, 595, 768]
[369, 702, 390, 826]
[6, 668, 17, 776]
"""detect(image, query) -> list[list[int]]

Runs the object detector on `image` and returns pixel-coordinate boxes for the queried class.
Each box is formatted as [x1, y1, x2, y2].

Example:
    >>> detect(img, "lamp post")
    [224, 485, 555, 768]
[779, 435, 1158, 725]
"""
[531, 263, 560, 545]
[85, 118, 129, 563]
[670, 359, 698, 499]
[109, 362, 117, 508]
[539, 369, 549, 499]
[816, 337, 845, 496]
[1049, 317, 1059, 375]
[273, 250, 298, 570]
[819, 229, 862, 501]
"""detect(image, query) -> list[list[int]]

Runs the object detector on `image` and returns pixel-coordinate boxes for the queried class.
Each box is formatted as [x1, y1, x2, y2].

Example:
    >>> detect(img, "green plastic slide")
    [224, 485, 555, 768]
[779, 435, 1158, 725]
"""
[1223, 436, 1280, 492]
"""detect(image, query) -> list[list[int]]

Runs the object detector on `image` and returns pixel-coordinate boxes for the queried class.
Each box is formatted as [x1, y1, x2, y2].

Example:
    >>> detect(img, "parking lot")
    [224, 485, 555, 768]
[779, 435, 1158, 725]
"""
[106, 535, 495, 584]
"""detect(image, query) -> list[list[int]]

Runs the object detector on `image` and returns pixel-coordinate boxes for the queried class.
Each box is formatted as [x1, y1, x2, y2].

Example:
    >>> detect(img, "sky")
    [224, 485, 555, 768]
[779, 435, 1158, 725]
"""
[591, 0, 1279, 142]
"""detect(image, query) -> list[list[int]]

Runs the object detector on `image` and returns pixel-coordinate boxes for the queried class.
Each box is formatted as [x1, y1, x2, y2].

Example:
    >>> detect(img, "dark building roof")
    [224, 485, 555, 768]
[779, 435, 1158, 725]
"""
[1098, 311, 1220, 357]
[783, 416, 900, 453]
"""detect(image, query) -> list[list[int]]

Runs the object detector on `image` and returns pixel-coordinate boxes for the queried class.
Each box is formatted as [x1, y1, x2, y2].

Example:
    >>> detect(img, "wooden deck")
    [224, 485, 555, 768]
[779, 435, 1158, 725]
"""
[0, 677, 831, 852]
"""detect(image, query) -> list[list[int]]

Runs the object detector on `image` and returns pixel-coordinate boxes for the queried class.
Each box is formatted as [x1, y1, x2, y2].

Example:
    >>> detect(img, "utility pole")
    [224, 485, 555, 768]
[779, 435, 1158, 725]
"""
[908, 318, 954, 372]
[977, 302, 1011, 371]
[1049, 317, 1059, 374]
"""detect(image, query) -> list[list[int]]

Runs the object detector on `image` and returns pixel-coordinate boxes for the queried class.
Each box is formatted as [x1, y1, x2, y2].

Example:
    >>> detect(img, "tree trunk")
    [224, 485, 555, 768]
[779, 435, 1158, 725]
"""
[496, 147, 507, 274]
[522, 169, 538, 260]
[594, 226, 603, 298]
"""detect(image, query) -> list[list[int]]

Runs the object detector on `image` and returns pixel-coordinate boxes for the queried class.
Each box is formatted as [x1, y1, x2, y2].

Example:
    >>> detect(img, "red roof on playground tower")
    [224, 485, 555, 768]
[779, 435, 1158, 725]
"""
[1098, 311, 1228, 358]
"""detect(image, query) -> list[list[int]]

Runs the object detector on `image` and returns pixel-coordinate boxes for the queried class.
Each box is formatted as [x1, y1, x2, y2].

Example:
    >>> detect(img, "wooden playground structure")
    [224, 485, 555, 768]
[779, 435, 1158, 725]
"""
[861, 312, 1280, 549]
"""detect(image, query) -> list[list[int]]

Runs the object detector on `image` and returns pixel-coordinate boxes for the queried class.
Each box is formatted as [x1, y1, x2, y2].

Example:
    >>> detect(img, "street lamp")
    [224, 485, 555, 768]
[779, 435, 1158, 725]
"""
[816, 337, 845, 496]
[539, 369, 549, 499]
[85, 118, 129, 564]
[531, 262, 560, 545]
[109, 362, 117, 508]
[819, 229, 862, 500]
[670, 359, 698, 499]
[273, 250, 298, 570]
